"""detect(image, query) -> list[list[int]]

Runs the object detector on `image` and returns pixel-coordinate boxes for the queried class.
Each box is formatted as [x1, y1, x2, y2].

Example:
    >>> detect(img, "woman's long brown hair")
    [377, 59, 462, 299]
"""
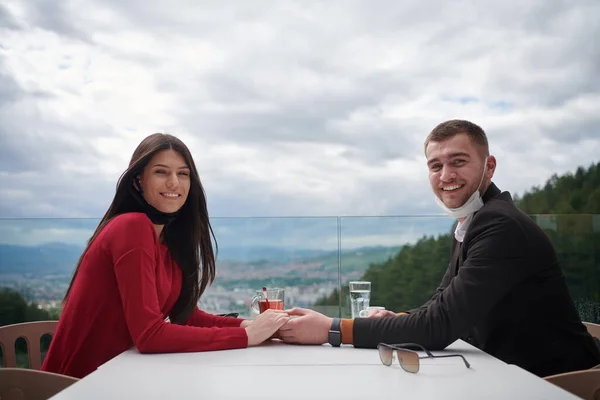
[63, 133, 217, 324]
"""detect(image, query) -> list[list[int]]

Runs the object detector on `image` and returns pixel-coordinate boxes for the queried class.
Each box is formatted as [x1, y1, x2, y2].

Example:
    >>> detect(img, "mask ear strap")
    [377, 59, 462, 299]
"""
[133, 176, 143, 193]
[476, 156, 488, 191]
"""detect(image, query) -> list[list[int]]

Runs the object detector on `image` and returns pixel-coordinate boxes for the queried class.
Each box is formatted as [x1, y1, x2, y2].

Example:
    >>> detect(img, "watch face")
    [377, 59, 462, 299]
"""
[328, 318, 342, 346]
[328, 331, 341, 346]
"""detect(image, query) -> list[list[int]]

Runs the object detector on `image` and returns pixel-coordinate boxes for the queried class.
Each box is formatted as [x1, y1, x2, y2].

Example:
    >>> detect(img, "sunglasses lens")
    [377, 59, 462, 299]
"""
[378, 345, 393, 366]
[398, 349, 419, 373]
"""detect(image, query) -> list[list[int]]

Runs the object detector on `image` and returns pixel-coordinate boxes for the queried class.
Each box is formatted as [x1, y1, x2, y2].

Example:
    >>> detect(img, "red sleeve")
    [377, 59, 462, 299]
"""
[107, 214, 248, 353]
[184, 308, 245, 328]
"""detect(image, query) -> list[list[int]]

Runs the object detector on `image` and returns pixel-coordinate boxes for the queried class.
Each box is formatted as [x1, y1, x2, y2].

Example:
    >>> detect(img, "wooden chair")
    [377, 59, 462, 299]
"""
[584, 321, 600, 369]
[545, 369, 600, 400]
[0, 368, 78, 400]
[584, 322, 600, 340]
[0, 321, 58, 369]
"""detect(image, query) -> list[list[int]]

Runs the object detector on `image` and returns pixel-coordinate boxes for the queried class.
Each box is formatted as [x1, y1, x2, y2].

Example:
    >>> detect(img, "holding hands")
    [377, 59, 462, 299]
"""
[245, 309, 290, 346]
[277, 308, 332, 345]
[245, 306, 398, 347]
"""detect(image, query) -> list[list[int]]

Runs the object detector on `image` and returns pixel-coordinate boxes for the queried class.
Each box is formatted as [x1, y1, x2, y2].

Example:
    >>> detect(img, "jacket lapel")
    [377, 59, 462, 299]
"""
[453, 182, 502, 275]
[451, 239, 462, 276]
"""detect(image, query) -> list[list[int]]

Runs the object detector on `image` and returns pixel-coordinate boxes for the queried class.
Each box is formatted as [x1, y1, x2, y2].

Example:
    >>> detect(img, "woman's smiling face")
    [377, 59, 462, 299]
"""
[138, 149, 191, 214]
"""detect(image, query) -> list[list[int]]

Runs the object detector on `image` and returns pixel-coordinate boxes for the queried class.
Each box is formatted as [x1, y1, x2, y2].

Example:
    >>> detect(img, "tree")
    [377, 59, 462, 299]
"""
[0, 287, 58, 327]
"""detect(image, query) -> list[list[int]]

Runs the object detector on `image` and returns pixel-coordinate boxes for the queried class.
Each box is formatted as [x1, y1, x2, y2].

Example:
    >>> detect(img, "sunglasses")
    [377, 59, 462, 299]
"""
[378, 343, 471, 373]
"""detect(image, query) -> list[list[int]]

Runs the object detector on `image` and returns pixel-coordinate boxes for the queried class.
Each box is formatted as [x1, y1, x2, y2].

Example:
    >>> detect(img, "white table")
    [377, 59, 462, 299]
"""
[49, 340, 578, 399]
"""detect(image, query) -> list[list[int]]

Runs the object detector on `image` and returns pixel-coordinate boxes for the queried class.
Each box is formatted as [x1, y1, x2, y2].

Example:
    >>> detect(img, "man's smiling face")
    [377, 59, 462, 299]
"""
[426, 132, 495, 209]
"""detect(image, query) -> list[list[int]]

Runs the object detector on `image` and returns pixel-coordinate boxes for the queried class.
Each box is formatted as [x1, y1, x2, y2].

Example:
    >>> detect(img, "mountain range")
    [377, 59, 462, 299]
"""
[0, 242, 401, 277]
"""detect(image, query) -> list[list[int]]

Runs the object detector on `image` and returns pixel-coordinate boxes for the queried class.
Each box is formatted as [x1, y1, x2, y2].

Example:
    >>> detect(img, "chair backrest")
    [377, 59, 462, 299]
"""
[545, 369, 600, 400]
[584, 322, 600, 340]
[0, 367, 78, 400]
[0, 321, 58, 369]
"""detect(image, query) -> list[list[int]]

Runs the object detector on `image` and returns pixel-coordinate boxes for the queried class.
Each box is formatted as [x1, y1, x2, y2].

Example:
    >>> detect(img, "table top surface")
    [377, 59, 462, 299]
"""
[49, 340, 578, 400]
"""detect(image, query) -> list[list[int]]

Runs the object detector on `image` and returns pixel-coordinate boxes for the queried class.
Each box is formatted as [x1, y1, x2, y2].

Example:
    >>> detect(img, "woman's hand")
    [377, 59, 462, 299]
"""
[245, 310, 290, 346]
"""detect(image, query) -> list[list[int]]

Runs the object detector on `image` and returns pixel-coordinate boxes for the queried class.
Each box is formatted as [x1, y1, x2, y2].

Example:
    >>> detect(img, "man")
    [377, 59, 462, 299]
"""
[278, 119, 600, 377]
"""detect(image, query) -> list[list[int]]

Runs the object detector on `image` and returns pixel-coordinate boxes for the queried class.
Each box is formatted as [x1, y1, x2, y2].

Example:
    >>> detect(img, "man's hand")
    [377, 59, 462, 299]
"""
[278, 308, 332, 345]
[367, 309, 400, 318]
[245, 309, 290, 346]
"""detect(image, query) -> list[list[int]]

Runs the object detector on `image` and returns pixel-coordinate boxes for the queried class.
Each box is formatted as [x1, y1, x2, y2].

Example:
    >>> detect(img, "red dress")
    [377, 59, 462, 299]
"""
[42, 213, 248, 378]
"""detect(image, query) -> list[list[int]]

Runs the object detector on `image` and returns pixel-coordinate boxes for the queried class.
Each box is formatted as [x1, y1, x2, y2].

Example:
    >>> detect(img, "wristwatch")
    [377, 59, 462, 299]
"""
[328, 318, 342, 347]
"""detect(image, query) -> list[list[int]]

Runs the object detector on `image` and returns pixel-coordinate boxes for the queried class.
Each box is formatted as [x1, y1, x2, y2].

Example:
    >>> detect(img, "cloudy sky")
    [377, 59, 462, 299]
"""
[1, 0, 599, 222]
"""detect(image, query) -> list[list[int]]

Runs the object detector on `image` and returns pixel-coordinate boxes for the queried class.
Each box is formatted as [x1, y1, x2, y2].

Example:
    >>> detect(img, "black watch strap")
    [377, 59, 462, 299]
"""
[328, 318, 342, 347]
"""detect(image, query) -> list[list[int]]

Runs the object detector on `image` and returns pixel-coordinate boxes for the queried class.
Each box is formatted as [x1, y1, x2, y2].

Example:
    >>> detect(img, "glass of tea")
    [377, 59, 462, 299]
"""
[250, 288, 285, 314]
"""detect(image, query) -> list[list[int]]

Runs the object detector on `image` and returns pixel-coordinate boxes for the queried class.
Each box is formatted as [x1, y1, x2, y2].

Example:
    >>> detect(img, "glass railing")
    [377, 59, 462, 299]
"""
[1, 215, 598, 324]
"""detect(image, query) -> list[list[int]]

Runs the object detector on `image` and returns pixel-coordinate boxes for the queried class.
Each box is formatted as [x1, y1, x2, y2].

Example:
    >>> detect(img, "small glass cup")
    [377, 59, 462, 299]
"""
[250, 288, 285, 314]
[359, 306, 385, 318]
[349, 281, 371, 318]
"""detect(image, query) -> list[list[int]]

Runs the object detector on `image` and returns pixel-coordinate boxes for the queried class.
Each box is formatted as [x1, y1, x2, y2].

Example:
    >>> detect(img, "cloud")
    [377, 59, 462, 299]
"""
[0, 0, 599, 224]
[0, 4, 21, 30]
[8, 0, 92, 42]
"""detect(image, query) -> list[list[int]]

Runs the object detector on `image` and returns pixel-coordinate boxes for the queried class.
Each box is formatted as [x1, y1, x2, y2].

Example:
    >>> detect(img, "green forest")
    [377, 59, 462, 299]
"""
[0, 288, 59, 326]
[316, 162, 600, 323]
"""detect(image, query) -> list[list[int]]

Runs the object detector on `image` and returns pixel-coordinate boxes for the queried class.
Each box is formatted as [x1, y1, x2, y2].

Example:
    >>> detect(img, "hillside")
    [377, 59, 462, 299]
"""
[0, 242, 400, 283]
[515, 162, 600, 214]
[0, 243, 83, 275]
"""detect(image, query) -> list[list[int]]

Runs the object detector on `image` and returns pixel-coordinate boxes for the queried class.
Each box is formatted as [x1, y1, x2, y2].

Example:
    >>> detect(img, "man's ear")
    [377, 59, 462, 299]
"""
[486, 155, 497, 178]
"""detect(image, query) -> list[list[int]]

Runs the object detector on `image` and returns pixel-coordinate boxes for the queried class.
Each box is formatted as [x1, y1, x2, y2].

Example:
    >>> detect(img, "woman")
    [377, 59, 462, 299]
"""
[42, 133, 289, 378]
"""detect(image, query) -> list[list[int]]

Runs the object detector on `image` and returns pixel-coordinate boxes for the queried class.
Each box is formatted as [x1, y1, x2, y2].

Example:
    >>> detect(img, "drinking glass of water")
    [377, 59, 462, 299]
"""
[349, 281, 371, 318]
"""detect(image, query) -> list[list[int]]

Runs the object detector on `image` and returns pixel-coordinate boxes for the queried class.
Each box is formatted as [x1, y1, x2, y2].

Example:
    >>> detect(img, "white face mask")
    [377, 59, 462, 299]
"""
[435, 157, 488, 219]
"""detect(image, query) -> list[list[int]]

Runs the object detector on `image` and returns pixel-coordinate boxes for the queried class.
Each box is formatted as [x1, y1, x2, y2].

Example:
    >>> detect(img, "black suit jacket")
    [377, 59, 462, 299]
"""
[353, 183, 600, 377]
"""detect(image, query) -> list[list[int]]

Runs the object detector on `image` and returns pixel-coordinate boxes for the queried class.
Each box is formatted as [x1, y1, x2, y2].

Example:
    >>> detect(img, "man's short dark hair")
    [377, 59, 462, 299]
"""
[424, 119, 489, 156]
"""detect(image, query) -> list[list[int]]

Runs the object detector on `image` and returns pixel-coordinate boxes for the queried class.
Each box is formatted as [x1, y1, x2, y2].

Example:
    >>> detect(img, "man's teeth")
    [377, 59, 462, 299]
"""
[442, 185, 461, 191]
